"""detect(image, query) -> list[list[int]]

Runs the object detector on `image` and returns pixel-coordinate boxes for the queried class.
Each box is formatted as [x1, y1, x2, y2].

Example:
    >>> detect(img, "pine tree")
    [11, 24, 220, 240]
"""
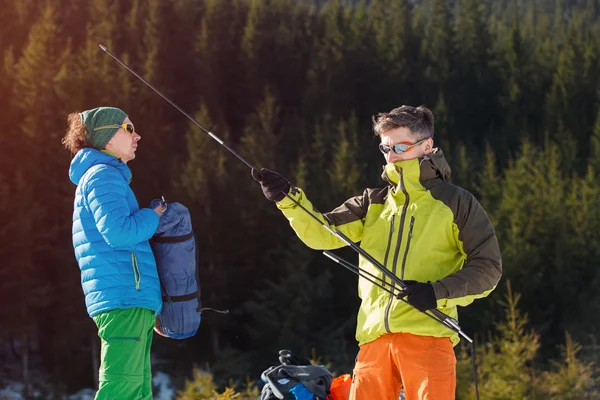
[343, 1, 376, 118]
[534, 333, 599, 399]
[0, 48, 18, 174]
[239, 0, 265, 118]
[328, 116, 361, 204]
[451, 0, 500, 147]
[496, 20, 529, 155]
[241, 240, 334, 371]
[475, 143, 502, 219]
[369, 0, 414, 108]
[303, 0, 348, 117]
[239, 87, 280, 171]
[129, 0, 181, 203]
[433, 92, 452, 147]
[13, 2, 70, 141]
[69, 0, 122, 106]
[449, 143, 474, 190]
[493, 139, 593, 352]
[0, 170, 52, 389]
[0, 0, 37, 55]
[175, 105, 231, 358]
[305, 116, 332, 205]
[176, 367, 260, 399]
[591, 105, 600, 176]
[456, 282, 539, 399]
[421, 0, 453, 105]
[195, 0, 246, 134]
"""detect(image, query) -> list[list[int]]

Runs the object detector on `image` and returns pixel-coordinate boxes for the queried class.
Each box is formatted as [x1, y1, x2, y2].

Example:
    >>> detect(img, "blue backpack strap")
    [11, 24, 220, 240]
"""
[151, 232, 194, 243]
[151, 232, 196, 303]
[150, 230, 229, 314]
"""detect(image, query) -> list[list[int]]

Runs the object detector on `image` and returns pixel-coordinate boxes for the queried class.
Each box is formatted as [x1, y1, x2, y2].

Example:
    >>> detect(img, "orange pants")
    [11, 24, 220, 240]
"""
[349, 332, 456, 400]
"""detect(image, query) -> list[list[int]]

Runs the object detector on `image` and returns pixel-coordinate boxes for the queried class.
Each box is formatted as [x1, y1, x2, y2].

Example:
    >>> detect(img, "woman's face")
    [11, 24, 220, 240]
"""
[104, 117, 141, 163]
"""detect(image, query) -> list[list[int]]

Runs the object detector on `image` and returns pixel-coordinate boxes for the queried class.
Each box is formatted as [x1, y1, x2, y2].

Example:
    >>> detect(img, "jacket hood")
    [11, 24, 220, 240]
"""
[69, 148, 132, 185]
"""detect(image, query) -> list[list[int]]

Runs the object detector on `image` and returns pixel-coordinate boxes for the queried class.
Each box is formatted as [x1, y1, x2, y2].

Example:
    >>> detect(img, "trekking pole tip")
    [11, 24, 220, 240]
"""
[98, 44, 107, 51]
[322, 251, 338, 263]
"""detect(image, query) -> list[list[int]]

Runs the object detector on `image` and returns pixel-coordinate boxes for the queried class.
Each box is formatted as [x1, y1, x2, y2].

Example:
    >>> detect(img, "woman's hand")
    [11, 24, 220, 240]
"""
[154, 324, 169, 337]
[153, 202, 167, 217]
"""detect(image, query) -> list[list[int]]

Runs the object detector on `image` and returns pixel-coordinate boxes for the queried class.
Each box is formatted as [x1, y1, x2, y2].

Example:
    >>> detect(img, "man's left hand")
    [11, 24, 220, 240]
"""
[399, 281, 437, 312]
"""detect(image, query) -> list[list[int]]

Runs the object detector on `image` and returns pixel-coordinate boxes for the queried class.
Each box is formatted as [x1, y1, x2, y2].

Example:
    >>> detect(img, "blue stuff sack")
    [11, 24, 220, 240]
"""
[149, 199, 227, 339]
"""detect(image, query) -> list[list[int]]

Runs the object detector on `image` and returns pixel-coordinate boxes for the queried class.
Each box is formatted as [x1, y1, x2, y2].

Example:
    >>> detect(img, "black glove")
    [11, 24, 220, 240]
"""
[398, 281, 437, 312]
[251, 168, 291, 202]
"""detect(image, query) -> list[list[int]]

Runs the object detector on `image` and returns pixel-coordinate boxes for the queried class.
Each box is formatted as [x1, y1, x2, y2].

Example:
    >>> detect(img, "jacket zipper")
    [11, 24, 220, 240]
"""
[384, 169, 410, 333]
[105, 336, 141, 342]
[377, 216, 395, 334]
[381, 215, 396, 285]
[400, 216, 415, 280]
[132, 252, 141, 291]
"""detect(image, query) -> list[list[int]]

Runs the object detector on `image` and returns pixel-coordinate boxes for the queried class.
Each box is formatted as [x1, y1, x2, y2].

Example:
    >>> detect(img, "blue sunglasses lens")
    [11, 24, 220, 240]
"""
[379, 143, 409, 154]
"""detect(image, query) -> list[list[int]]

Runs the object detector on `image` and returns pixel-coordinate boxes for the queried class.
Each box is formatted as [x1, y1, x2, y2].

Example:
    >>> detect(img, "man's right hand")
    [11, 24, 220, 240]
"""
[251, 168, 291, 202]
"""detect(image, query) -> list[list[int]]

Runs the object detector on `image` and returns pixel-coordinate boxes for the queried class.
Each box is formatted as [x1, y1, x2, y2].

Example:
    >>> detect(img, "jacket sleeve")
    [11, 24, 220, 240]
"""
[276, 187, 368, 250]
[433, 192, 502, 309]
[84, 166, 160, 248]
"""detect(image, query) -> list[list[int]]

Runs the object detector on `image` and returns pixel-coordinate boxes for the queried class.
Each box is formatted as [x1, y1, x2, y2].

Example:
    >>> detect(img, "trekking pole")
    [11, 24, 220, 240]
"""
[99, 42, 463, 335]
[322, 251, 397, 292]
[99, 44, 480, 399]
[323, 251, 461, 327]
[322, 251, 471, 342]
[324, 250, 480, 400]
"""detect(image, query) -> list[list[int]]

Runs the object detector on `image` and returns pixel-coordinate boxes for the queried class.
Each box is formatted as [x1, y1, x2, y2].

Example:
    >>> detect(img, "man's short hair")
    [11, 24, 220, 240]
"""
[372, 105, 435, 140]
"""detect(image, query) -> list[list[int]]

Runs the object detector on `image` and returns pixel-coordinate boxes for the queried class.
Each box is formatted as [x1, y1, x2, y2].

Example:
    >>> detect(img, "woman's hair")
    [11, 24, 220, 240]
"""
[62, 112, 91, 154]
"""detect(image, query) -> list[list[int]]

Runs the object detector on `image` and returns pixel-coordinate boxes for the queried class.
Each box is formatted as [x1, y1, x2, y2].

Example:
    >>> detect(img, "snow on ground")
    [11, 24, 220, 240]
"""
[153, 371, 176, 400]
[0, 371, 176, 400]
[0, 382, 43, 399]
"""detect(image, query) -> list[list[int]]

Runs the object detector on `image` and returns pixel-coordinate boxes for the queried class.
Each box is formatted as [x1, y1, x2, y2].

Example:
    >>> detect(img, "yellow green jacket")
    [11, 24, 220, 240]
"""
[276, 149, 502, 346]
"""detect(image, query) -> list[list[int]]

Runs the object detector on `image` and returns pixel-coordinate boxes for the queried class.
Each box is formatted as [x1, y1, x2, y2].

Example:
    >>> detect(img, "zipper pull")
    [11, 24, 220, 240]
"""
[394, 165, 403, 191]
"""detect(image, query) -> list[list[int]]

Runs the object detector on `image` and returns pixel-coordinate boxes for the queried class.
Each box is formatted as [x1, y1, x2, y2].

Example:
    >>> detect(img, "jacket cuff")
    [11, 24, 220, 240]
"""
[276, 186, 302, 209]
[433, 281, 449, 308]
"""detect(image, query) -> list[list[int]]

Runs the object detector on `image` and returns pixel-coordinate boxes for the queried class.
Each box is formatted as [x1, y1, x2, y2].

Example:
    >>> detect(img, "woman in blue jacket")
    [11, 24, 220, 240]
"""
[62, 106, 166, 400]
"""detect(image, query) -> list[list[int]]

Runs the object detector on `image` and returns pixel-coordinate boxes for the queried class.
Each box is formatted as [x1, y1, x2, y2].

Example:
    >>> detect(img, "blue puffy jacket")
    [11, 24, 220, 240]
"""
[69, 148, 162, 317]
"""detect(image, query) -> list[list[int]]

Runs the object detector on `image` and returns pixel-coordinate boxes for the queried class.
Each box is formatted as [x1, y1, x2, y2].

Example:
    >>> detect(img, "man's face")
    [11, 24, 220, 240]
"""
[379, 127, 432, 164]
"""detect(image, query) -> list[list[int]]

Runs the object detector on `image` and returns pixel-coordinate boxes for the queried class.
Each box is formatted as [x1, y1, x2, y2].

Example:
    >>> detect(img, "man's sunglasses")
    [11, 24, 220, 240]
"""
[94, 123, 135, 135]
[379, 137, 429, 155]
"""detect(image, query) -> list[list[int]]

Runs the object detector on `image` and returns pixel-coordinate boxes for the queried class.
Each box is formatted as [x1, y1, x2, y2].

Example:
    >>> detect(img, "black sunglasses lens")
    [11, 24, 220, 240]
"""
[125, 124, 134, 134]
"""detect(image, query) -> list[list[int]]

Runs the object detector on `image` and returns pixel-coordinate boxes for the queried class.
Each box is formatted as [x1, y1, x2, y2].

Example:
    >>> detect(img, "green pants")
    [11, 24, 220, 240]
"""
[93, 308, 155, 400]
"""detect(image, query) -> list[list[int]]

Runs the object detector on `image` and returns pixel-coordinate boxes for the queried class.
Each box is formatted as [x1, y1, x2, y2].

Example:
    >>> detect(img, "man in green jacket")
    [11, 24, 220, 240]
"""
[252, 105, 502, 400]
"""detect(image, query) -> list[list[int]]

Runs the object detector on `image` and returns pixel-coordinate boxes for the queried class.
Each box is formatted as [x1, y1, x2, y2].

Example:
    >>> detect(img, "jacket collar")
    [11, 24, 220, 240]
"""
[69, 148, 132, 185]
[381, 148, 451, 194]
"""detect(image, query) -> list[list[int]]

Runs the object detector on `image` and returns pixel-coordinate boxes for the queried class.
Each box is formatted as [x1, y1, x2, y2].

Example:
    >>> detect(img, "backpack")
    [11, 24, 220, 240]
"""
[149, 199, 227, 339]
[260, 350, 332, 400]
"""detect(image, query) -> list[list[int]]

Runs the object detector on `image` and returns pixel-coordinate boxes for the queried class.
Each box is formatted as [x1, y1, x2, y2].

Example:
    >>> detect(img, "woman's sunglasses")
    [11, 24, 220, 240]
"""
[94, 123, 135, 135]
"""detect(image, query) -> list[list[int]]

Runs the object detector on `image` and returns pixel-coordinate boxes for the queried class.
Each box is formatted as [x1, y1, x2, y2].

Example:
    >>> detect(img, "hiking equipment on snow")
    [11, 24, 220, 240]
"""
[99, 43, 480, 399]
[149, 199, 228, 339]
[260, 350, 332, 400]
[326, 374, 351, 400]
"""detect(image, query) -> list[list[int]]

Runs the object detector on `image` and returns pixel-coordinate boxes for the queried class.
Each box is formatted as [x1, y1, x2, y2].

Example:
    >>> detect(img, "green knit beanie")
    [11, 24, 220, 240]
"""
[79, 107, 128, 150]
